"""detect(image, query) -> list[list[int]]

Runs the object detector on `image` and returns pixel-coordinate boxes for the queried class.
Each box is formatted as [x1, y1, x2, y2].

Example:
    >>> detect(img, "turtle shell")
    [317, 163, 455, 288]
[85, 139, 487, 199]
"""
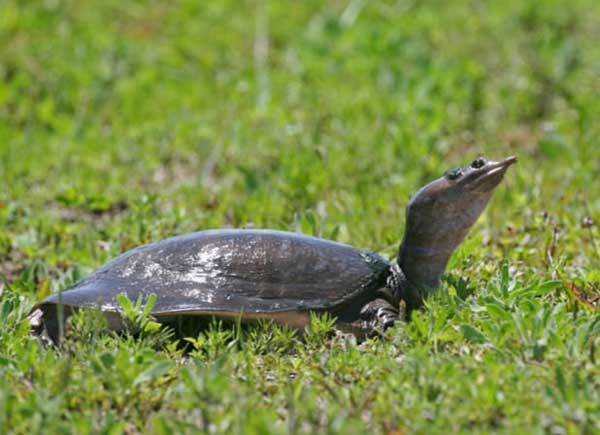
[41, 230, 390, 323]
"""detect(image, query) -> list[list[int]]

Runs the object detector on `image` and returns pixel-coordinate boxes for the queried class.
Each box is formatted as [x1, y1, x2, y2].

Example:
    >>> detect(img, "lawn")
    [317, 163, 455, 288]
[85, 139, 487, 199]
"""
[1, 0, 599, 433]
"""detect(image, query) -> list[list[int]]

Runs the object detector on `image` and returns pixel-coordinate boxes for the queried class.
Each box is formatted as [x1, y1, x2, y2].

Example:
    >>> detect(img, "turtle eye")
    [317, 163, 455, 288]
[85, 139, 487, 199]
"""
[445, 167, 463, 180]
[471, 157, 487, 169]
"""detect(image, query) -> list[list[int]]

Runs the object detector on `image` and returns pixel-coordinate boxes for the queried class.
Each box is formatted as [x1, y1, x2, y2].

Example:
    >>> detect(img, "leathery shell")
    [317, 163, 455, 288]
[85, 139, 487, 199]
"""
[41, 230, 390, 324]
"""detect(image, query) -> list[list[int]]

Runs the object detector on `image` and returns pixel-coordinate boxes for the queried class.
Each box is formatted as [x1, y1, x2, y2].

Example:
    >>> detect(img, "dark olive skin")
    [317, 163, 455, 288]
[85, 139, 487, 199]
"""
[398, 156, 517, 310]
[31, 156, 516, 340]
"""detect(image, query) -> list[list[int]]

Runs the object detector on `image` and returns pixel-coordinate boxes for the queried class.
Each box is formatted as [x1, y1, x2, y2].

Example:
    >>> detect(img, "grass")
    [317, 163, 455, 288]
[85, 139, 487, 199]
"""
[1, 0, 600, 433]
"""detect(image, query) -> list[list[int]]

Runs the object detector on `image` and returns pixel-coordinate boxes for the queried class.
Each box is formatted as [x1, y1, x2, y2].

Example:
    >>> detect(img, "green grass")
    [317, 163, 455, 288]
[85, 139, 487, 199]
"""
[1, 0, 600, 433]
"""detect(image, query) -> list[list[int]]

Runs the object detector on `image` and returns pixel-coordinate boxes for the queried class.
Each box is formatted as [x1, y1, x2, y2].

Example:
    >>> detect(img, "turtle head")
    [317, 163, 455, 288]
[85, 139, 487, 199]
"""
[398, 156, 517, 307]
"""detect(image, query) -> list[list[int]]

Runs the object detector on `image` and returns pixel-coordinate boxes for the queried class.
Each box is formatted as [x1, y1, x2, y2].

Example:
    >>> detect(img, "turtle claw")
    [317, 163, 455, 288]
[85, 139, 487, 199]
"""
[377, 307, 398, 329]
[359, 299, 399, 332]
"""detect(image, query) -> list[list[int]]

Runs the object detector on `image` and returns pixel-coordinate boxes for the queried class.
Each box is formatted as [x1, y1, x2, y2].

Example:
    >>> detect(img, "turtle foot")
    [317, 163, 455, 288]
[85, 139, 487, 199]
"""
[359, 299, 399, 332]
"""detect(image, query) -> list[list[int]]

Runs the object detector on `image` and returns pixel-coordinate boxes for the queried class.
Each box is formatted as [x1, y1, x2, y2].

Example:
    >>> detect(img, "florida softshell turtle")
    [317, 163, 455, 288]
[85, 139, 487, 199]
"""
[32, 156, 516, 339]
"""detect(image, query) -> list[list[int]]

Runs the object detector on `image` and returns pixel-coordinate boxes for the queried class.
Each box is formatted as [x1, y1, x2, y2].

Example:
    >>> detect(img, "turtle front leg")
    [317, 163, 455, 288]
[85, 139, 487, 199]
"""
[359, 298, 399, 331]
[333, 299, 401, 339]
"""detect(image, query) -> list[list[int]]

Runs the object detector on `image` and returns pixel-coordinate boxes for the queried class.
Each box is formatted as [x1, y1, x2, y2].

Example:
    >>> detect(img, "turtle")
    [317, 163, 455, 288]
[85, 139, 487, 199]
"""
[30, 155, 516, 340]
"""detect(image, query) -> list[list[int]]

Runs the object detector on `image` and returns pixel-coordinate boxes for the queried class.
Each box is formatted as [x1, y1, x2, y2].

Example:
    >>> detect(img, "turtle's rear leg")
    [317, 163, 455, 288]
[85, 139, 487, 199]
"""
[28, 305, 69, 344]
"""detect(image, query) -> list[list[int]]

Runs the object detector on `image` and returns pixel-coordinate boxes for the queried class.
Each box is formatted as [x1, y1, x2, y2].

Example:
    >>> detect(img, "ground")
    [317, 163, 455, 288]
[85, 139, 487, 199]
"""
[1, 0, 599, 433]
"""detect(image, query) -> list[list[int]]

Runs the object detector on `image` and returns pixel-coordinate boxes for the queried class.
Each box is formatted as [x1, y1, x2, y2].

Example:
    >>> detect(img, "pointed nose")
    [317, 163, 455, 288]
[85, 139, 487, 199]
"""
[501, 156, 518, 167]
